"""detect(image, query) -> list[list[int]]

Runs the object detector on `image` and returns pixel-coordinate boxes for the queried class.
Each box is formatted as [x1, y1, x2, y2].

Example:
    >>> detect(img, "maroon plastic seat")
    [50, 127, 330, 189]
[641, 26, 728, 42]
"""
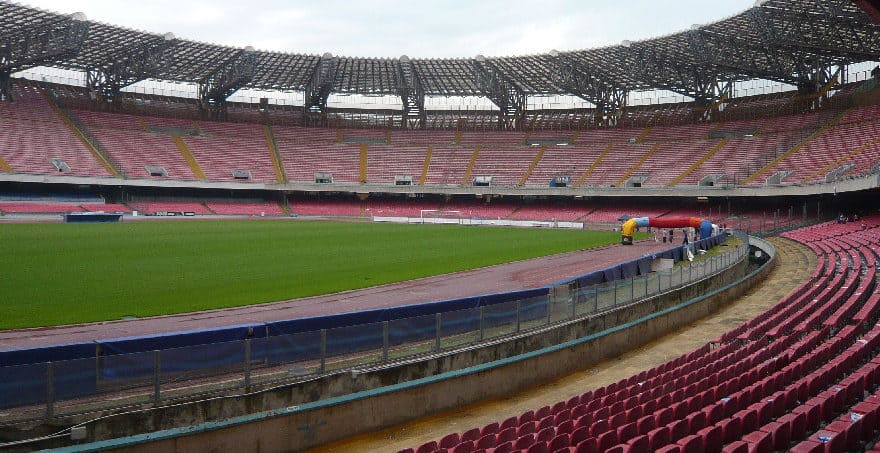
[759, 420, 790, 451]
[573, 436, 597, 453]
[720, 440, 749, 453]
[440, 433, 462, 449]
[525, 441, 549, 453]
[415, 440, 438, 453]
[742, 429, 773, 453]
[647, 426, 671, 451]
[668, 419, 689, 442]
[568, 427, 590, 446]
[496, 427, 517, 445]
[718, 417, 742, 444]
[616, 421, 637, 443]
[636, 414, 655, 435]
[451, 441, 475, 453]
[547, 433, 569, 453]
[697, 425, 723, 453]
[514, 433, 535, 450]
[596, 430, 618, 452]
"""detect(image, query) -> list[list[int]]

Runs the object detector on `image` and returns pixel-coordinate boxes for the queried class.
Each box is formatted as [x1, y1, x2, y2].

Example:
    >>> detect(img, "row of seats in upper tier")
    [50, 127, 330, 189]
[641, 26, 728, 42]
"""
[3, 84, 880, 187]
[399, 217, 880, 453]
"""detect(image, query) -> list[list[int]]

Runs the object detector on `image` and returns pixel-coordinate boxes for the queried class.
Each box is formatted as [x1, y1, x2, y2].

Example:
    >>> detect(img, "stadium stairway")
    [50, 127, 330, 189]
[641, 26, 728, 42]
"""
[0, 154, 13, 173]
[801, 134, 880, 183]
[743, 106, 855, 185]
[263, 124, 288, 183]
[518, 146, 546, 187]
[393, 221, 880, 453]
[420, 145, 434, 185]
[666, 138, 730, 188]
[462, 146, 481, 185]
[172, 135, 206, 180]
[613, 143, 660, 187]
[46, 93, 121, 178]
[573, 144, 614, 188]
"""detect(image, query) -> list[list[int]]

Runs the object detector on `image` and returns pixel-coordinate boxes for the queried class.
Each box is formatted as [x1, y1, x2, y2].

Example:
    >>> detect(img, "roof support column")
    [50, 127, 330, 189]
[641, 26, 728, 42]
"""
[397, 55, 425, 129]
[473, 55, 526, 130]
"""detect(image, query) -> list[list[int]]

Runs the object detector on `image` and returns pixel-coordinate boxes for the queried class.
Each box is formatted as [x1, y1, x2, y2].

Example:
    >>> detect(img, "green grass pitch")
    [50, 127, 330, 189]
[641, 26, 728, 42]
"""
[0, 220, 627, 329]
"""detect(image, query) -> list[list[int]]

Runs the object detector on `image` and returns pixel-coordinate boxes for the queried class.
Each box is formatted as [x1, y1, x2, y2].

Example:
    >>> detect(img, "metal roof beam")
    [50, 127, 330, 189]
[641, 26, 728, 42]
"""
[198, 46, 257, 119]
[473, 55, 526, 130]
[0, 13, 88, 72]
[398, 55, 425, 129]
[304, 52, 336, 114]
[86, 33, 177, 106]
[553, 52, 627, 126]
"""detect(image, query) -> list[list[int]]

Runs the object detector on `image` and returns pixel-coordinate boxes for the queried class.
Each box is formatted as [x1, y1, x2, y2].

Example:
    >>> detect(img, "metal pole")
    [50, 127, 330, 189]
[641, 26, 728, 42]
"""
[594, 286, 598, 313]
[546, 296, 553, 325]
[244, 339, 251, 389]
[434, 313, 442, 352]
[382, 321, 389, 361]
[515, 301, 522, 332]
[614, 281, 618, 306]
[153, 350, 161, 403]
[479, 306, 485, 341]
[630, 277, 634, 301]
[45, 362, 54, 419]
[319, 329, 327, 373]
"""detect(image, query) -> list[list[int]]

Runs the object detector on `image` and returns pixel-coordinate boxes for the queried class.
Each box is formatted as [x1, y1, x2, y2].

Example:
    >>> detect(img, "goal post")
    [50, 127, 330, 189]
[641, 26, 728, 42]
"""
[419, 209, 462, 225]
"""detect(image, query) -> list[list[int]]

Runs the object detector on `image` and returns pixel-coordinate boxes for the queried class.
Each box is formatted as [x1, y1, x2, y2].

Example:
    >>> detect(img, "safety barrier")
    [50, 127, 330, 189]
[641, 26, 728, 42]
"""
[0, 233, 742, 422]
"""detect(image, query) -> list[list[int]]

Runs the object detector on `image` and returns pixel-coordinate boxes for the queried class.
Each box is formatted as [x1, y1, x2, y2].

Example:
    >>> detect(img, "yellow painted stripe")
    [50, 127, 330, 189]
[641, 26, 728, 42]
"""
[573, 143, 614, 188]
[263, 124, 287, 183]
[359, 144, 368, 183]
[419, 146, 433, 186]
[634, 127, 652, 143]
[45, 94, 121, 177]
[461, 146, 480, 186]
[614, 143, 660, 187]
[172, 135, 206, 180]
[743, 107, 853, 184]
[802, 134, 880, 183]
[569, 130, 581, 145]
[666, 138, 730, 187]
[454, 130, 463, 145]
[518, 146, 546, 187]
[0, 154, 13, 173]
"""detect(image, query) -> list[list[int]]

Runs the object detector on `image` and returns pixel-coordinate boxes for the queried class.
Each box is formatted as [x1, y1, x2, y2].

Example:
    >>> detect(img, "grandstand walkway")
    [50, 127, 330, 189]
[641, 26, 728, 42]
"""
[0, 239, 675, 350]
[307, 237, 815, 453]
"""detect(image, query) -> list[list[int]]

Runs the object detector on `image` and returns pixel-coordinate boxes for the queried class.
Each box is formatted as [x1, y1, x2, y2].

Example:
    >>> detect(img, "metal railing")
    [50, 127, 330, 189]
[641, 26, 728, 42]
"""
[0, 235, 748, 424]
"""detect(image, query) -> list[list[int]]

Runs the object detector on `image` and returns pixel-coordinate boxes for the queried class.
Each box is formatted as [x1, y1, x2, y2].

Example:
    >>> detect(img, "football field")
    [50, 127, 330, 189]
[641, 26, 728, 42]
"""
[0, 220, 625, 329]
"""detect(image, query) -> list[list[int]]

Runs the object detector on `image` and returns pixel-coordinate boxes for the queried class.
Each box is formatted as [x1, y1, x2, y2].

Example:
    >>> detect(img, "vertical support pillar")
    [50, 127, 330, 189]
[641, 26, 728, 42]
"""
[382, 321, 389, 360]
[319, 329, 327, 373]
[479, 306, 485, 341]
[244, 338, 251, 389]
[515, 301, 522, 332]
[45, 362, 55, 419]
[153, 350, 161, 403]
[434, 313, 442, 352]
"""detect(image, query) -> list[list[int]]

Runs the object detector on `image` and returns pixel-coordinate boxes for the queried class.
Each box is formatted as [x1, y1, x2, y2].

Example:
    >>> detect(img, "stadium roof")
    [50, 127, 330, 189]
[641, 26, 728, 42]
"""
[1, 0, 879, 111]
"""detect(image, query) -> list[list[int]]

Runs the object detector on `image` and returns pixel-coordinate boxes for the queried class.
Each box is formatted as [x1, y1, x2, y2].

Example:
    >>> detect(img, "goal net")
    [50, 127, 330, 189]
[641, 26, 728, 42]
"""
[419, 209, 463, 225]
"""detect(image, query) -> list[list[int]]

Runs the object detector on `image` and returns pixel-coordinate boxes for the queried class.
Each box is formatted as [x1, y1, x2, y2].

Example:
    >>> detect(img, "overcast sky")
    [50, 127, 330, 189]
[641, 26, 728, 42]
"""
[18, 0, 756, 58]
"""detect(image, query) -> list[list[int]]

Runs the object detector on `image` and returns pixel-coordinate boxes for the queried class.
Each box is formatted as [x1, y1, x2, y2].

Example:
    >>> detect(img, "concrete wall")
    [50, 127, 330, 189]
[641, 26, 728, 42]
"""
[39, 241, 775, 453]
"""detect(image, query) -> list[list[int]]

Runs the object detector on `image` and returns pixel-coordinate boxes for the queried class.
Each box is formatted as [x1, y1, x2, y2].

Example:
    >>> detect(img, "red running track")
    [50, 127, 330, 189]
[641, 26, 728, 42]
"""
[0, 240, 674, 351]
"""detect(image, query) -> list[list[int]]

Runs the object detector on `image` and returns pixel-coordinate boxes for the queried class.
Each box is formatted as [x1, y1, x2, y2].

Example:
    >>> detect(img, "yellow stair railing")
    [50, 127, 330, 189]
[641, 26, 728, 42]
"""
[573, 143, 613, 188]
[263, 124, 287, 183]
[743, 107, 854, 184]
[359, 144, 368, 183]
[419, 146, 433, 185]
[518, 146, 545, 187]
[461, 146, 480, 186]
[453, 130, 462, 145]
[633, 127, 653, 143]
[172, 135, 206, 180]
[613, 143, 660, 187]
[0, 155, 13, 173]
[666, 138, 730, 187]
[46, 97, 121, 177]
[802, 135, 880, 183]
